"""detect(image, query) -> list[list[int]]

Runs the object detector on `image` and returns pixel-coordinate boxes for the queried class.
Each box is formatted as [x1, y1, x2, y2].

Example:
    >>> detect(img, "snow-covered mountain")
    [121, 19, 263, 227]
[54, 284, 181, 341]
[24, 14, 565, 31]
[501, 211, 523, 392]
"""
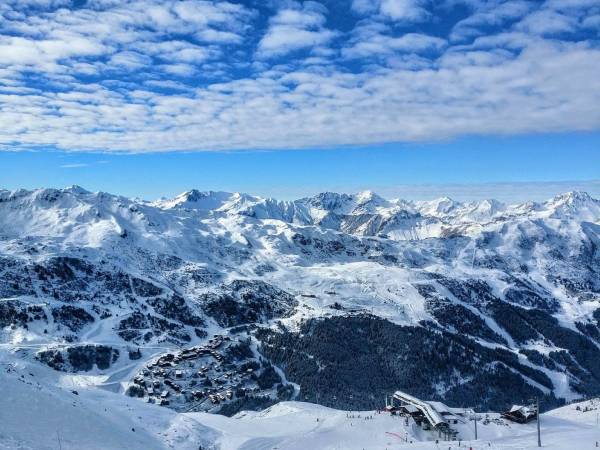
[1, 186, 600, 422]
[155, 188, 600, 240]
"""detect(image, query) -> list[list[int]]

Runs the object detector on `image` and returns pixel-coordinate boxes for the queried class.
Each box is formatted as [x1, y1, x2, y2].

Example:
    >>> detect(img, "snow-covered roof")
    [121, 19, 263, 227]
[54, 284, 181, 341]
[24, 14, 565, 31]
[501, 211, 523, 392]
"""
[393, 391, 447, 428]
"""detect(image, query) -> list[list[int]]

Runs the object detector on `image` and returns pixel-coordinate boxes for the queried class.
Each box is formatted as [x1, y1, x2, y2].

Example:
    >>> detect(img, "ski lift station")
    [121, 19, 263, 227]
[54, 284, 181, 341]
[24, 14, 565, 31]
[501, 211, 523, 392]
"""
[388, 390, 475, 440]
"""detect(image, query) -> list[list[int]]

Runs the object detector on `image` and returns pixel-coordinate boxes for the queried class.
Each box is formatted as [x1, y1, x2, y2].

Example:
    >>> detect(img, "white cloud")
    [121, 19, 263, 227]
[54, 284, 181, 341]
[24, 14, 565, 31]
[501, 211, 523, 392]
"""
[0, 0, 252, 73]
[109, 51, 152, 70]
[257, 4, 336, 58]
[258, 28, 336, 57]
[160, 63, 197, 76]
[351, 0, 378, 15]
[379, 0, 430, 22]
[515, 9, 578, 35]
[1, 37, 598, 152]
[0, 34, 107, 70]
[544, 0, 600, 12]
[344, 32, 447, 58]
[582, 14, 600, 29]
[60, 163, 89, 168]
[0, 0, 598, 153]
[450, 1, 533, 41]
[352, 0, 431, 22]
[196, 29, 243, 44]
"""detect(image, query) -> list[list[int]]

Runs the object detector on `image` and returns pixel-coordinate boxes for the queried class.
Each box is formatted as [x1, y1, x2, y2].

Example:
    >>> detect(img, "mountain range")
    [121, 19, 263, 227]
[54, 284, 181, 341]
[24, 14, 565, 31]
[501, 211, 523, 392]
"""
[1, 186, 599, 416]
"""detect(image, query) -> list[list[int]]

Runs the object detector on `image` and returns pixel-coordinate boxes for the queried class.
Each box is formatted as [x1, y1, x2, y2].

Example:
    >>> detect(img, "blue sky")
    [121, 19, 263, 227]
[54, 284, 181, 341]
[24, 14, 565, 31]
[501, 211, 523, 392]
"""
[1, 132, 599, 201]
[0, 0, 599, 200]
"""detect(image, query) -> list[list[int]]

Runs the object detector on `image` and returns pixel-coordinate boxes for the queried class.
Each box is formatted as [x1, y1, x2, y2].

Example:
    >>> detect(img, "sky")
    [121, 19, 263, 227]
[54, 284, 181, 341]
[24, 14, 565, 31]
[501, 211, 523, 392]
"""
[0, 0, 599, 200]
[1, 132, 599, 201]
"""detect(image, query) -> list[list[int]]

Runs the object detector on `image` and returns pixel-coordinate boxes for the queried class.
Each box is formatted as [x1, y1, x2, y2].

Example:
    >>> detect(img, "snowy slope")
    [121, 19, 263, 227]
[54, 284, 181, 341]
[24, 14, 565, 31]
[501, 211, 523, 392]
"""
[0, 356, 217, 450]
[1, 353, 598, 450]
[201, 399, 600, 450]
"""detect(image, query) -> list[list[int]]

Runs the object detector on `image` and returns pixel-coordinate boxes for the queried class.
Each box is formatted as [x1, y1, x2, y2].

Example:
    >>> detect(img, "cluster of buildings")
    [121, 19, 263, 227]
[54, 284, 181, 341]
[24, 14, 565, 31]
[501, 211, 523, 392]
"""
[130, 334, 259, 411]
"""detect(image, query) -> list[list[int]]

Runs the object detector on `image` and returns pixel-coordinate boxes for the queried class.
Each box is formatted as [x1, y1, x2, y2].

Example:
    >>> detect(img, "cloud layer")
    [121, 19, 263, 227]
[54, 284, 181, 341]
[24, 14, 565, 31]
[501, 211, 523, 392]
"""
[0, 0, 599, 152]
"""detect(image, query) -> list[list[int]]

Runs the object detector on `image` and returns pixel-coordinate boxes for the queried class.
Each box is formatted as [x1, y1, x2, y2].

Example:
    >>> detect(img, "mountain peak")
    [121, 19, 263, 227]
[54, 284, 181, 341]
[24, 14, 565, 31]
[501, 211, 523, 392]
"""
[355, 190, 386, 204]
[160, 190, 235, 210]
[307, 192, 354, 211]
[65, 185, 91, 195]
[545, 191, 599, 221]
[550, 191, 594, 205]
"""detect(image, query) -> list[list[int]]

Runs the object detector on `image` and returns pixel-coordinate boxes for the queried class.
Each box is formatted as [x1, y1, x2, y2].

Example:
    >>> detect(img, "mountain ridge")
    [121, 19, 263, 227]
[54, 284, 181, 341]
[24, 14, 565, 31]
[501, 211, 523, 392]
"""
[2, 186, 598, 240]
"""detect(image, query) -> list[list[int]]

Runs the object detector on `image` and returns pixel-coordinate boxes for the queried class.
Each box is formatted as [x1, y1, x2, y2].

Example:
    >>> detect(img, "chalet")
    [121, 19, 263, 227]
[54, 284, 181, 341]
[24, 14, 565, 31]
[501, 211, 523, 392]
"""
[502, 405, 536, 424]
[175, 370, 183, 378]
[161, 390, 169, 399]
